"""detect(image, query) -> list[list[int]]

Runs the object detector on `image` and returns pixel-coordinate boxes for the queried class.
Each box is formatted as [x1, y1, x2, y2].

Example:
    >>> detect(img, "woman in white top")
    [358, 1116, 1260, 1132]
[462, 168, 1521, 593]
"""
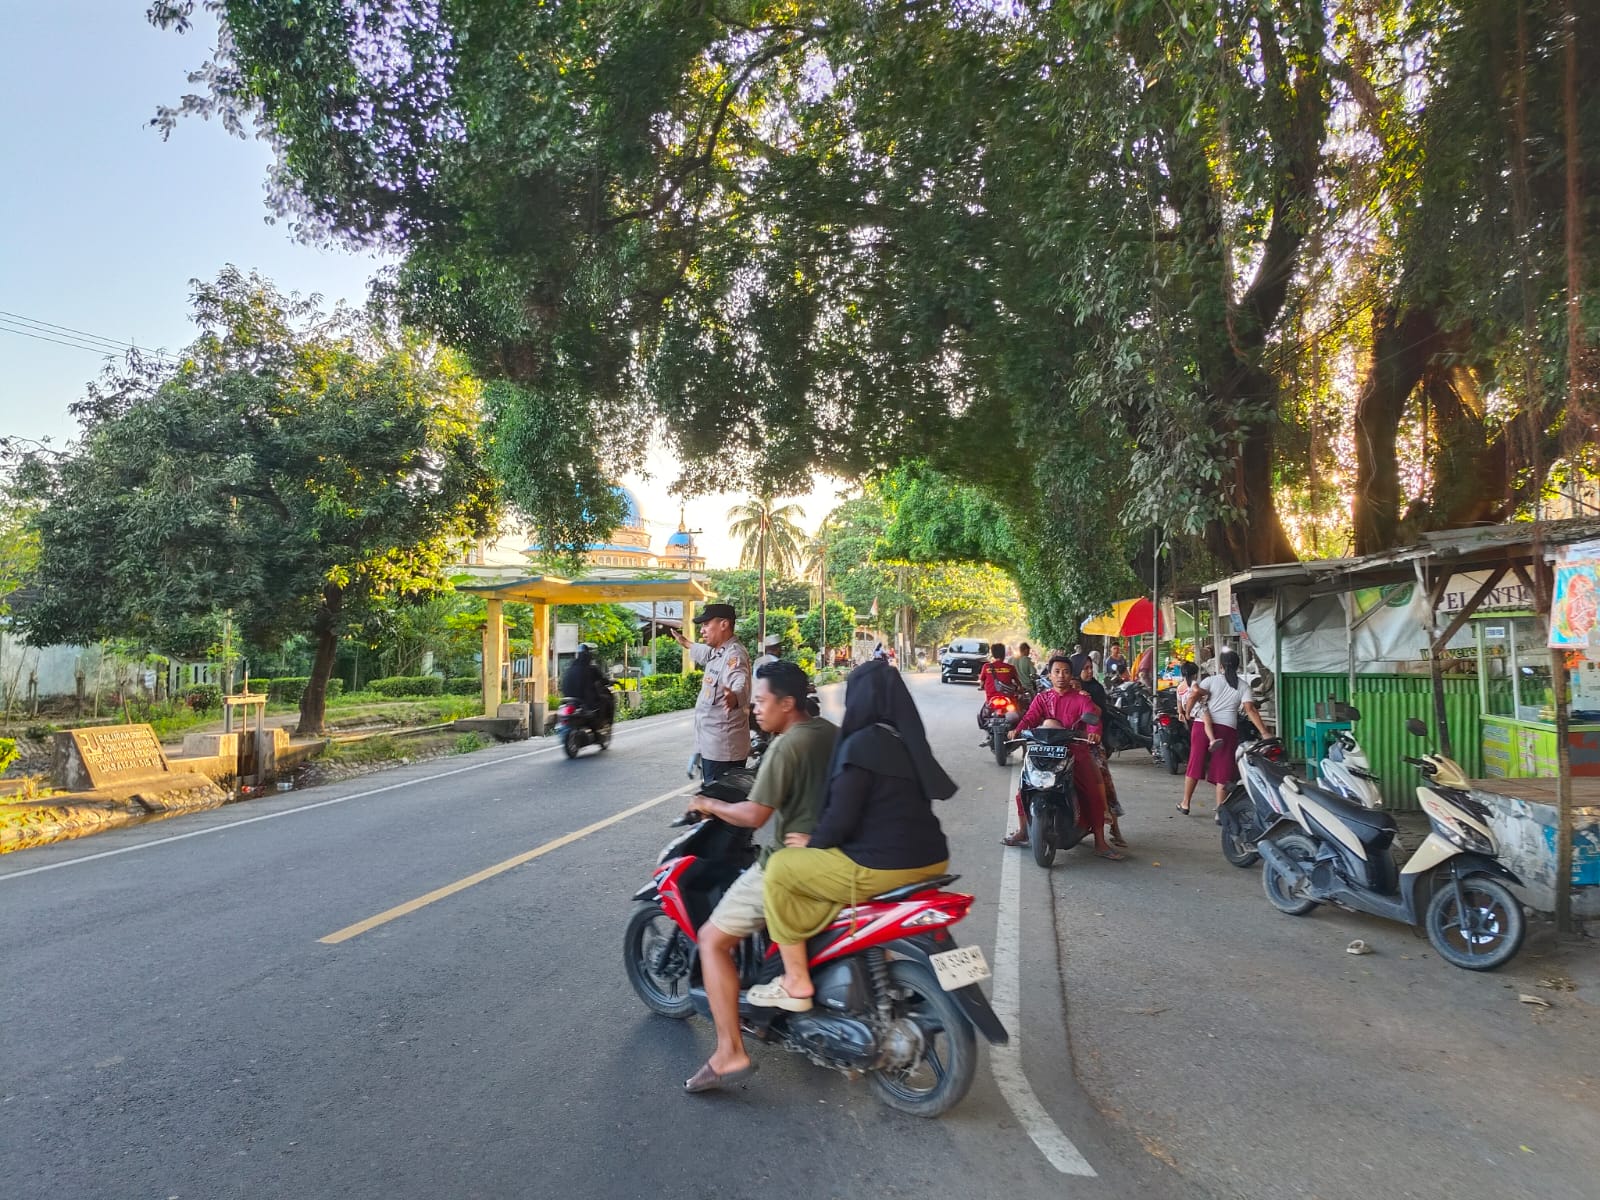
[1178, 649, 1270, 816]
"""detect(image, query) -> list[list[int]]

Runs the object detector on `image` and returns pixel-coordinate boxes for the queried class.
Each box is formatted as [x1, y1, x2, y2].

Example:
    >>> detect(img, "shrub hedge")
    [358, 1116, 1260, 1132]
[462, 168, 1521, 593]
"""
[264, 676, 345, 703]
[184, 684, 223, 713]
[445, 676, 481, 695]
[369, 675, 445, 697]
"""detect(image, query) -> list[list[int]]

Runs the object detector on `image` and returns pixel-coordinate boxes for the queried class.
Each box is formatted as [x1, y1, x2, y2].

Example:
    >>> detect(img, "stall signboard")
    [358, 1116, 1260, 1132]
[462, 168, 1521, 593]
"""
[1550, 539, 1600, 650]
[1482, 722, 1514, 778]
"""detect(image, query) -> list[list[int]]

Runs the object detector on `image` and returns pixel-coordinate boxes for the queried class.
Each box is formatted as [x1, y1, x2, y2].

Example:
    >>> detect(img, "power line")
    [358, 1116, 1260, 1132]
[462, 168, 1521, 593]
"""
[0, 309, 167, 359]
[0, 319, 125, 357]
[0, 309, 134, 353]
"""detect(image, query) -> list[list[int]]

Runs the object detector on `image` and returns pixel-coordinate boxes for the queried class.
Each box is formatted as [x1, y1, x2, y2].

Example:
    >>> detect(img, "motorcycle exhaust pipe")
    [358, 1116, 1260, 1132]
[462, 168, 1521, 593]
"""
[1256, 838, 1311, 889]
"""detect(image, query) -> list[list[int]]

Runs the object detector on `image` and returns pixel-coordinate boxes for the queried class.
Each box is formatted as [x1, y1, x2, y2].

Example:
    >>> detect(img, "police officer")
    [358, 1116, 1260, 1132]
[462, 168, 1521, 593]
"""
[673, 603, 752, 782]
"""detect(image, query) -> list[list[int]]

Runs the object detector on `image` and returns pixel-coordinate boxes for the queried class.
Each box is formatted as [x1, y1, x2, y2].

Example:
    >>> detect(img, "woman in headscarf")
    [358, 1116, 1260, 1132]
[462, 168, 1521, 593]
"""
[748, 659, 955, 1012]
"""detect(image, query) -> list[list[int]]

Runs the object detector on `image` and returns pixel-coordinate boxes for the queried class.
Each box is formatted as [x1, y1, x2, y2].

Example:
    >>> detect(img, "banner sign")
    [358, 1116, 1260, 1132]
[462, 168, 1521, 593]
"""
[1550, 539, 1600, 650]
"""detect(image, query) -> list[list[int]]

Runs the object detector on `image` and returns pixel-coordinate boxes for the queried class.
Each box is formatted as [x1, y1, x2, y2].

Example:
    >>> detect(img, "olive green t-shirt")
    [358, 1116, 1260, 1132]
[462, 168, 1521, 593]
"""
[748, 715, 839, 864]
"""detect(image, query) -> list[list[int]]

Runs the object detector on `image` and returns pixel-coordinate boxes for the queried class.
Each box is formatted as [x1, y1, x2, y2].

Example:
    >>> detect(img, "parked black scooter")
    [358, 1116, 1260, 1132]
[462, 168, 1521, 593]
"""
[1101, 681, 1152, 755]
[1150, 688, 1186, 775]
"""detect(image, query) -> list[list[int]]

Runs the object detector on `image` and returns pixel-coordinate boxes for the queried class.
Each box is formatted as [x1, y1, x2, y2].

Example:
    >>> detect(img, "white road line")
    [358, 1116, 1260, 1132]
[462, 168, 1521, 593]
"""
[0, 715, 696, 882]
[989, 761, 1098, 1177]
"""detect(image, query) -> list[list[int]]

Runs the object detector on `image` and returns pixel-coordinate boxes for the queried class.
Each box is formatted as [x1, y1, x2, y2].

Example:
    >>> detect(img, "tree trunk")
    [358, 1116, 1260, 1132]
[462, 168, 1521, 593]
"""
[1352, 307, 1442, 553]
[297, 584, 343, 736]
[758, 520, 767, 647]
[1201, 359, 1299, 569]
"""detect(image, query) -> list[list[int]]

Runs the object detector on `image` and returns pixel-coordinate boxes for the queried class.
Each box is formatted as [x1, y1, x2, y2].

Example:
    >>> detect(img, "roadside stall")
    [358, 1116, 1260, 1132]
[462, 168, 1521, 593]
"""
[1203, 519, 1600, 926]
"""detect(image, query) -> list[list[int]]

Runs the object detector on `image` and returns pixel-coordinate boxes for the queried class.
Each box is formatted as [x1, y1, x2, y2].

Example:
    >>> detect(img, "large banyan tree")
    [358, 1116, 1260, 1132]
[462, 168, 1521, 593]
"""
[150, 1, 1594, 641]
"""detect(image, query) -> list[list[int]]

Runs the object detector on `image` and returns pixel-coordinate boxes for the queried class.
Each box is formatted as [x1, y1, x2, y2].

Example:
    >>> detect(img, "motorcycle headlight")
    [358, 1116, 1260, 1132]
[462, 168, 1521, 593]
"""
[1021, 760, 1057, 789]
[1420, 795, 1494, 855]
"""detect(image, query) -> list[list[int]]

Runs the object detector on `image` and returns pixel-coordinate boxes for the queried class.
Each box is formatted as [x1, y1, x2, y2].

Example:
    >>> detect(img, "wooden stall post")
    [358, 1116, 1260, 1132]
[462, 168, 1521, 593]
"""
[482, 599, 505, 717]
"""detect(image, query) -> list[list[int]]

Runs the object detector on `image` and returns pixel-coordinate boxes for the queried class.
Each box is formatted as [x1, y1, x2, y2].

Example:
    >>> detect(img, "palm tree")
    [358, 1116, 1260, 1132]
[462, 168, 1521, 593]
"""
[801, 508, 844, 663]
[727, 493, 807, 643]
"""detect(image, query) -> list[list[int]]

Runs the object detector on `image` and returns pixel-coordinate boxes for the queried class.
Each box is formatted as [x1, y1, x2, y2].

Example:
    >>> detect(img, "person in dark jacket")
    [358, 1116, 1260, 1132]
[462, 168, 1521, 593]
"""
[560, 644, 613, 725]
[748, 659, 955, 1012]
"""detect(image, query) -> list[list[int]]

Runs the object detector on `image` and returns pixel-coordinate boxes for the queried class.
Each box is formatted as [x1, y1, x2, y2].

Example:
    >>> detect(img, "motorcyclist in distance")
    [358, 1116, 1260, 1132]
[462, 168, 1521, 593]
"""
[560, 643, 614, 727]
[977, 642, 1023, 744]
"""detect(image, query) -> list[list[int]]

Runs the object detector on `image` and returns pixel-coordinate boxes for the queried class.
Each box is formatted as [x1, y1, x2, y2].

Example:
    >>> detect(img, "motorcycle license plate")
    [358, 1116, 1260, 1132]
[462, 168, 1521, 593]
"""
[1030, 744, 1069, 759]
[929, 945, 991, 991]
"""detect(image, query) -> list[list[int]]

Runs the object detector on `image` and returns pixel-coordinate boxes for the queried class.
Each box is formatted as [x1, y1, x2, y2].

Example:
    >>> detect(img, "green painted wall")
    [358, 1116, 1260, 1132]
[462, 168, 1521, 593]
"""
[1279, 672, 1483, 811]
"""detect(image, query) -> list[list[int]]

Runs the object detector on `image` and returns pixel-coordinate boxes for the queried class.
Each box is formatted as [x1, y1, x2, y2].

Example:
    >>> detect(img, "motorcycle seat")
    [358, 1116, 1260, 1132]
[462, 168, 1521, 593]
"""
[1284, 776, 1397, 841]
[869, 873, 961, 902]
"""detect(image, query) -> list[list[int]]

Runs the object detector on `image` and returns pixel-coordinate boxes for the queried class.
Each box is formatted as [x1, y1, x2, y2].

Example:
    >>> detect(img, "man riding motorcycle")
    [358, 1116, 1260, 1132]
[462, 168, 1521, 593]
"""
[679, 660, 838, 1093]
[976, 642, 1024, 748]
[1003, 655, 1124, 860]
[560, 643, 614, 728]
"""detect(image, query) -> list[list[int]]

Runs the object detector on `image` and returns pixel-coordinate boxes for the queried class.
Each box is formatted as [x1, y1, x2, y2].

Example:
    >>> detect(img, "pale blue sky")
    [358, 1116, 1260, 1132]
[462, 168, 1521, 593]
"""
[0, 2, 836, 565]
[0, 2, 385, 447]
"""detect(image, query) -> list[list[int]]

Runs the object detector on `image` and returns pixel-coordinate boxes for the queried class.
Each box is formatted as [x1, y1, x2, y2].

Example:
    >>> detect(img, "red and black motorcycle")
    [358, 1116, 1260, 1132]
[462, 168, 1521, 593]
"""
[978, 682, 1024, 767]
[622, 774, 1008, 1117]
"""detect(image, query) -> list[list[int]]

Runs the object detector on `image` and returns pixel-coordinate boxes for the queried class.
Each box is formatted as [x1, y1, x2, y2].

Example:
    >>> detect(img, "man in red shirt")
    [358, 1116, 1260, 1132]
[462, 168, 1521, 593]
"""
[1004, 655, 1123, 859]
[977, 643, 1024, 741]
[979, 643, 1022, 699]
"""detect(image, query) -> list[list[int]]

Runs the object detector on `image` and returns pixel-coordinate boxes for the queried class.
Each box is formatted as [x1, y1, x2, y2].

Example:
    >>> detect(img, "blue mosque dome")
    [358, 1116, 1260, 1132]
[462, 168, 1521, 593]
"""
[664, 506, 698, 553]
[614, 486, 643, 529]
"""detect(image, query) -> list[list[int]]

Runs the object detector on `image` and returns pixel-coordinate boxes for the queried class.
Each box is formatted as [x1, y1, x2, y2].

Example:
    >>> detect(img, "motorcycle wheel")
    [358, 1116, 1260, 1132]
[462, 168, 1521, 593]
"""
[622, 903, 695, 1018]
[1029, 804, 1056, 868]
[1261, 832, 1320, 915]
[1424, 874, 1526, 971]
[560, 729, 580, 759]
[597, 723, 612, 751]
[991, 724, 1009, 768]
[1164, 738, 1184, 775]
[867, 959, 978, 1118]
[1219, 797, 1260, 868]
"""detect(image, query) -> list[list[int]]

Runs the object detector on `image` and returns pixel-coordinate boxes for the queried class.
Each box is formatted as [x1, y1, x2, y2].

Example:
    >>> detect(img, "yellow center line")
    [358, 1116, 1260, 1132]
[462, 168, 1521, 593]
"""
[318, 781, 698, 945]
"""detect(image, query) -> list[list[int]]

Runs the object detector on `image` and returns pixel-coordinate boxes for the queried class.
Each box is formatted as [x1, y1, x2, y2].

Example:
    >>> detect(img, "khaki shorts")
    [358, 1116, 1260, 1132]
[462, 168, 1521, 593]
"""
[708, 862, 766, 937]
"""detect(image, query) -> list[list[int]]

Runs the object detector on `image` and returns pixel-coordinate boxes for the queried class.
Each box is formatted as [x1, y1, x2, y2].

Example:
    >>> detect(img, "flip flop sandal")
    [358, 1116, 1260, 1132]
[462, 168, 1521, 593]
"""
[1110, 834, 1128, 848]
[1095, 848, 1127, 861]
[1175, 804, 1191, 816]
[746, 981, 814, 1012]
[1001, 831, 1030, 847]
[684, 1061, 758, 1094]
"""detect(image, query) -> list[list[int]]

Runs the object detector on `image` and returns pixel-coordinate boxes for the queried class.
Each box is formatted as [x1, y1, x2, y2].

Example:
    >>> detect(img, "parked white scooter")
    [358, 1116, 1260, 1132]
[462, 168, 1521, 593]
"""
[1219, 719, 1382, 870]
[1318, 726, 1383, 809]
[1256, 718, 1526, 971]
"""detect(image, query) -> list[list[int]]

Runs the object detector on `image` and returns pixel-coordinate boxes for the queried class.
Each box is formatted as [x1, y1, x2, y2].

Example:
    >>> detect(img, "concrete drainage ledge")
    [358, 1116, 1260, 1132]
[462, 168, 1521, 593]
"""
[0, 776, 230, 854]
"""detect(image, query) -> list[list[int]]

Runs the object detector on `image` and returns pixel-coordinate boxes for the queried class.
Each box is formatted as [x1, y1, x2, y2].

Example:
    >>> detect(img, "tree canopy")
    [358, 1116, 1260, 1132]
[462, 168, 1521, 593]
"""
[7, 269, 494, 733]
[152, 1, 1596, 622]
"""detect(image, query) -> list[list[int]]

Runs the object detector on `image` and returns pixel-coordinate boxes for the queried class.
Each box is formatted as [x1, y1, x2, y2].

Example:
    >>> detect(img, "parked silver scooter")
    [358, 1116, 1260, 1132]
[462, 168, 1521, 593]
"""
[1318, 725, 1383, 808]
[1255, 718, 1526, 971]
[1220, 717, 1384, 869]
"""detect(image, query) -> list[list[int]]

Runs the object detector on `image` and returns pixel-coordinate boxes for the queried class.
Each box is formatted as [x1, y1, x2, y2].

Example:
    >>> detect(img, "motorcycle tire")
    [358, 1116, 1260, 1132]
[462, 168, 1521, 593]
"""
[560, 730, 580, 759]
[597, 723, 612, 751]
[1219, 802, 1260, 868]
[1164, 738, 1184, 776]
[1029, 804, 1056, 868]
[867, 959, 978, 1118]
[622, 903, 695, 1018]
[1261, 832, 1320, 916]
[991, 724, 1009, 768]
[1424, 873, 1526, 971]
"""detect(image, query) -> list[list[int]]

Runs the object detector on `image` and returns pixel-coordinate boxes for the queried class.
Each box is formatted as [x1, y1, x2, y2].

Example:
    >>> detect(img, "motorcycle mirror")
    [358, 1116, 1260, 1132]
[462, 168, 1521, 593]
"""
[1405, 717, 1428, 737]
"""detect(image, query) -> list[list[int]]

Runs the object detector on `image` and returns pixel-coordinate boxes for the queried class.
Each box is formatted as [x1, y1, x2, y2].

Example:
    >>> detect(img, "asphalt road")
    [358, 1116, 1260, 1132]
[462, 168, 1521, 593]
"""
[2, 675, 1202, 1200]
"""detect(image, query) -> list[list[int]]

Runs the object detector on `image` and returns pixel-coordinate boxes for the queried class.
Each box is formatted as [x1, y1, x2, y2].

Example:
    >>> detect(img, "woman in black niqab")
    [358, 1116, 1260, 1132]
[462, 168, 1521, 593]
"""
[828, 657, 958, 801]
[749, 659, 955, 1012]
